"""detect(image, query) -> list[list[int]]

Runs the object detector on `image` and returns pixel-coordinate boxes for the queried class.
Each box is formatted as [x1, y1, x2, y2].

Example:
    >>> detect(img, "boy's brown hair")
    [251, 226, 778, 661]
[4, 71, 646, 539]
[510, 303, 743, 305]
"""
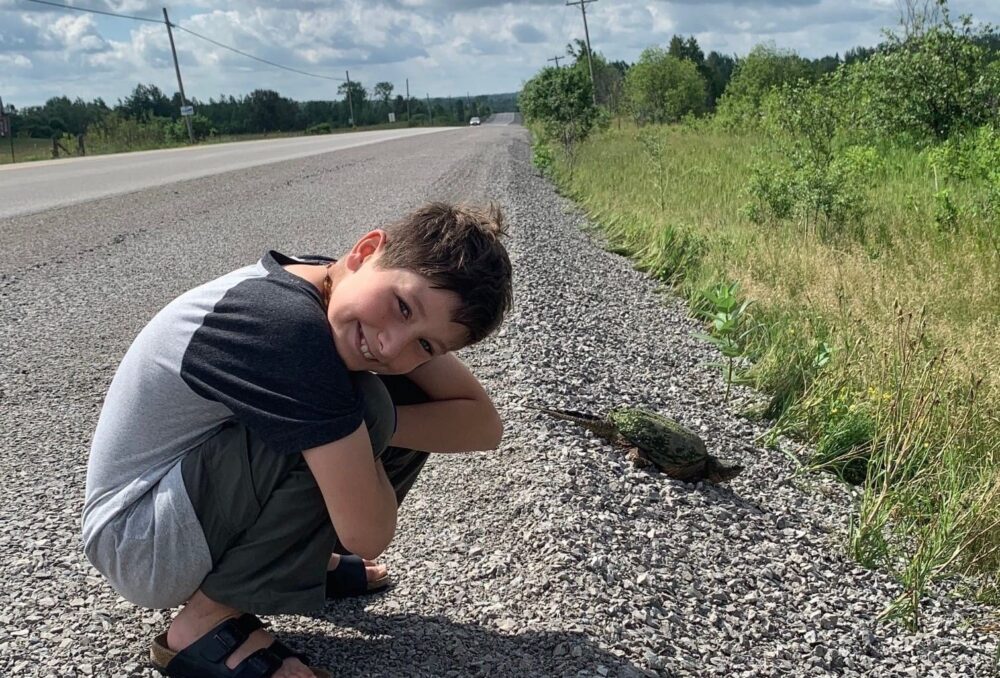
[378, 202, 513, 347]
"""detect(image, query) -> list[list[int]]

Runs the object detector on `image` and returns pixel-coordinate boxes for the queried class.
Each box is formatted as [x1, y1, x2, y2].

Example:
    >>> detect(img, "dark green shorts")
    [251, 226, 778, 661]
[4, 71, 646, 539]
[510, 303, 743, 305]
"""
[180, 372, 429, 614]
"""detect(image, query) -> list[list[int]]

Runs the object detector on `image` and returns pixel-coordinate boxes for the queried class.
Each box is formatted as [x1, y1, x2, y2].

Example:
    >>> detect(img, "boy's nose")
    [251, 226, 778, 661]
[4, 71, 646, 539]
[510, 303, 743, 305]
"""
[376, 327, 409, 361]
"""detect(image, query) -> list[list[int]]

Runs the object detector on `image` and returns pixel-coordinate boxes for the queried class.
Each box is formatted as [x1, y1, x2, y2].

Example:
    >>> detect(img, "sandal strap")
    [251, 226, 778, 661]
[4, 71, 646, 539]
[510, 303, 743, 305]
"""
[176, 613, 264, 665]
[231, 647, 284, 678]
[326, 554, 368, 598]
[269, 640, 310, 665]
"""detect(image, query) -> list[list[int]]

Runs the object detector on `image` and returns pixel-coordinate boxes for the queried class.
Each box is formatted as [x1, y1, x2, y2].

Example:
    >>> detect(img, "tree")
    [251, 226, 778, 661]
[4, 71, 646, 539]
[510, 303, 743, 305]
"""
[337, 80, 367, 123]
[842, 6, 1000, 139]
[244, 89, 298, 132]
[624, 48, 707, 124]
[519, 65, 599, 155]
[668, 35, 706, 71]
[372, 82, 394, 109]
[716, 44, 813, 125]
[704, 51, 736, 109]
[118, 83, 173, 121]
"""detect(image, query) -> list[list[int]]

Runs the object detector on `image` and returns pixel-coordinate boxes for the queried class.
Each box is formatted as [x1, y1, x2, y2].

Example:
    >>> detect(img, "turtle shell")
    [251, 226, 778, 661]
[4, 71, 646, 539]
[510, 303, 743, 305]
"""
[608, 408, 708, 468]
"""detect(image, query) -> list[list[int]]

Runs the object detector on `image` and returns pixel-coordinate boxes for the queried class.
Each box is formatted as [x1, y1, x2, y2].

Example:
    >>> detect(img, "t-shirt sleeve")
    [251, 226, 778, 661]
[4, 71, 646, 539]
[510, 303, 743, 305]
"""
[179, 277, 363, 455]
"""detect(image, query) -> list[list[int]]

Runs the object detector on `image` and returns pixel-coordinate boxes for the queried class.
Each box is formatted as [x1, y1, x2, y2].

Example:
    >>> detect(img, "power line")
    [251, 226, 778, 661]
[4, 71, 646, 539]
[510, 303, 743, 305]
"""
[21, 0, 346, 82]
[23, 0, 162, 23]
[172, 25, 345, 82]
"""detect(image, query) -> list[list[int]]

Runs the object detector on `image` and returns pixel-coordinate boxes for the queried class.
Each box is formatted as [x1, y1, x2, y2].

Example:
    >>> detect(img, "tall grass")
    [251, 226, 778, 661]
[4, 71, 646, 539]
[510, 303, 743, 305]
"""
[547, 121, 1000, 624]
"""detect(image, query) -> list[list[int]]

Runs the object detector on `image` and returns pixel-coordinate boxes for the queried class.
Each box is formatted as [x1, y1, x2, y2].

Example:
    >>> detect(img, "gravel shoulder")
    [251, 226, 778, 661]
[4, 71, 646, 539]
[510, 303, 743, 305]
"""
[0, 125, 996, 677]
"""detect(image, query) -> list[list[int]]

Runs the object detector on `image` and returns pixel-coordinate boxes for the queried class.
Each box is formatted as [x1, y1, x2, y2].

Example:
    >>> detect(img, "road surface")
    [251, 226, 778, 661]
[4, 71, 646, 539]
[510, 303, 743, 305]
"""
[0, 127, 454, 219]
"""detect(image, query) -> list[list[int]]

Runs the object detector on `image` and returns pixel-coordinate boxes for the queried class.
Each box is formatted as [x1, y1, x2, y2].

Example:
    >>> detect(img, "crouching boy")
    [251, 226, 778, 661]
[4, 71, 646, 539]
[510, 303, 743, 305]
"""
[82, 203, 513, 678]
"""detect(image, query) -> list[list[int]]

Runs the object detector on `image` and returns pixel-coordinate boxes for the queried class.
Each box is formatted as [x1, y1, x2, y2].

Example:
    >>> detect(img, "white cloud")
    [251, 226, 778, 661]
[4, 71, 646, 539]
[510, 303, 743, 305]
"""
[2, 0, 999, 106]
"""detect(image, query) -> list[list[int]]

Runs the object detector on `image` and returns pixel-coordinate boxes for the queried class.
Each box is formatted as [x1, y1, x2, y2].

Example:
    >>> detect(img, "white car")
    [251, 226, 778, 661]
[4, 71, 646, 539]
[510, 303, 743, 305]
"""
[469, 117, 481, 126]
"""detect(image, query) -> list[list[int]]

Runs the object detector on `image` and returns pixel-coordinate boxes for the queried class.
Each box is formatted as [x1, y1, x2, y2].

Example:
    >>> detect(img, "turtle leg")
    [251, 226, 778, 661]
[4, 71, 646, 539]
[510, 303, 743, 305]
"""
[627, 447, 654, 469]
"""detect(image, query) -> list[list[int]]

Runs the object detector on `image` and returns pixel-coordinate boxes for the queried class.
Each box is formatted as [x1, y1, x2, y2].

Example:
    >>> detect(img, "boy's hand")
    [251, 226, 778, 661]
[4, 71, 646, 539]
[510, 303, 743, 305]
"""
[304, 424, 397, 560]
[390, 353, 502, 453]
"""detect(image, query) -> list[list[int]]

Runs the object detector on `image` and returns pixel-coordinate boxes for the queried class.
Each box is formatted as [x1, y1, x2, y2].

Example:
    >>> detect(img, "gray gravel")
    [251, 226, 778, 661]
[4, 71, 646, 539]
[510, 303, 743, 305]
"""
[1, 124, 997, 677]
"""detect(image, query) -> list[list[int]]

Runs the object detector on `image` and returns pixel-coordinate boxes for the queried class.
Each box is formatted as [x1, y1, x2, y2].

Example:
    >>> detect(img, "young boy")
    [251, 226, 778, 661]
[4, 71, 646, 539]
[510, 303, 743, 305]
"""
[82, 202, 514, 678]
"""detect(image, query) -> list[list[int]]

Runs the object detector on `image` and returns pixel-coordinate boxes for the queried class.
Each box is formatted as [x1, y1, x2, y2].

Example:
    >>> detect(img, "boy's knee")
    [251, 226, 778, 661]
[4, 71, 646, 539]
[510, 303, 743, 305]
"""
[352, 372, 395, 455]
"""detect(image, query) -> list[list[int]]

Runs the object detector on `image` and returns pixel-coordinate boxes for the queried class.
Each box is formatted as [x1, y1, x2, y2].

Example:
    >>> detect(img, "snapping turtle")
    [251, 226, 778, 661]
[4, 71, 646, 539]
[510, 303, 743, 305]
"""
[535, 406, 743, 484]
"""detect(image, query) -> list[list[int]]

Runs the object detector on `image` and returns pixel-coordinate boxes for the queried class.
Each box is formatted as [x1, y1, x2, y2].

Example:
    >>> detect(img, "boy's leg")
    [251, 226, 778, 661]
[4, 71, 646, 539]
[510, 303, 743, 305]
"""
[373, 373, 431, 505]
[180, 372, 428, 614]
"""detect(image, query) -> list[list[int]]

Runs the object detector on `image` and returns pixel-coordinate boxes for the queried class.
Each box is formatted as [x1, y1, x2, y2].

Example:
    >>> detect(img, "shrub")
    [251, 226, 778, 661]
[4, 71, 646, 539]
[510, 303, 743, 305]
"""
[624, 48, 707, 124]
[519, 66, 599, 158]
[306, 122, 333, 135]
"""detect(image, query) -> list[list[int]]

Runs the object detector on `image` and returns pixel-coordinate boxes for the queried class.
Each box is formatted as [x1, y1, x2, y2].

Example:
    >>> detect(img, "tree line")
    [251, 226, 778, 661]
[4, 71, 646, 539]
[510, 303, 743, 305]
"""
[520, 14, 1000, 153]
[7, 81, 518, 143]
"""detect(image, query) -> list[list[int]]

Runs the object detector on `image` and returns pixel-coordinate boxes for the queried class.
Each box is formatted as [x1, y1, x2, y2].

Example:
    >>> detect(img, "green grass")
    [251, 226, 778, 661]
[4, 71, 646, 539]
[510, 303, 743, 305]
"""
[543, 120, 1000, 625]
[0, 137, 53, 164]
[0, 120, 446, 166]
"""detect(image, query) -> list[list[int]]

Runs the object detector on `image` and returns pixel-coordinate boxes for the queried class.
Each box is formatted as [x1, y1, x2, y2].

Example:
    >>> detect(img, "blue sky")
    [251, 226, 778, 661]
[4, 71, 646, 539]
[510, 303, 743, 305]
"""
[2, 0, 998, 108]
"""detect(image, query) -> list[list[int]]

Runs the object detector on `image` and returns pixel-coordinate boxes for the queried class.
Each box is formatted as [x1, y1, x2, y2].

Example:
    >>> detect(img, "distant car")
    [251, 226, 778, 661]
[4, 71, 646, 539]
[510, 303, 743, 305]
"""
[469, 117, 481, 126]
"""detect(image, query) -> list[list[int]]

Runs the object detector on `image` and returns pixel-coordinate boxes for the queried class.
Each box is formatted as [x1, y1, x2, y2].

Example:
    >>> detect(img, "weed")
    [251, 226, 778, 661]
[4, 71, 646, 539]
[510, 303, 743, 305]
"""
[692, 281, 754, 401]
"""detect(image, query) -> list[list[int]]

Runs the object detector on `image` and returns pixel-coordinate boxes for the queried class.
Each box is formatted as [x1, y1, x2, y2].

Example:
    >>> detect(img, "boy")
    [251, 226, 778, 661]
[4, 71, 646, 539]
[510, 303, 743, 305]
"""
[82, 203, 514, 678]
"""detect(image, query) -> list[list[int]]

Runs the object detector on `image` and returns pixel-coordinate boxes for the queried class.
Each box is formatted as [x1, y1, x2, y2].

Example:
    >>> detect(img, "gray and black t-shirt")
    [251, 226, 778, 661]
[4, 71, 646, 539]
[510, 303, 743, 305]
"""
[82, 251, 364, 608]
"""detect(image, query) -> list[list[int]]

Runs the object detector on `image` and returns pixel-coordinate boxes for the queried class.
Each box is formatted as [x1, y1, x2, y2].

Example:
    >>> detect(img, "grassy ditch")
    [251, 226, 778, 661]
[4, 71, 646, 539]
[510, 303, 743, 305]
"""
[0, 120, 429, 166]
[538, 121, 1000, 626]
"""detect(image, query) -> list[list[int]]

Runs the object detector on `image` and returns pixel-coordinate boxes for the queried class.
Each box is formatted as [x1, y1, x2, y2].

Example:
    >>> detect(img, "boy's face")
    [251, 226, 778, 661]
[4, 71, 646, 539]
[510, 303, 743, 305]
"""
[327, 230, 467, 375]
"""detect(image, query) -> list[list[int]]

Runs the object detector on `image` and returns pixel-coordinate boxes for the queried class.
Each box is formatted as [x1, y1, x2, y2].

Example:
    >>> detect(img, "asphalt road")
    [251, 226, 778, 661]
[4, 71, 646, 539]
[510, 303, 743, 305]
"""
[0, 127, 458, 220]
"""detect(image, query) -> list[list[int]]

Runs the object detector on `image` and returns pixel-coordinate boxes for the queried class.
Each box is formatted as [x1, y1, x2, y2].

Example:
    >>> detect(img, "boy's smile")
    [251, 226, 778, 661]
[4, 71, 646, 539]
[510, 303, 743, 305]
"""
[325, 231, 468, 375]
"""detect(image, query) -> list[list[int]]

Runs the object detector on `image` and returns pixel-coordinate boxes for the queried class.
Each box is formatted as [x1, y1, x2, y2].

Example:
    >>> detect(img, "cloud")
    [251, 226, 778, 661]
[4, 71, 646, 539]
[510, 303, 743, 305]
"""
[3, 0, 1000, 107]
[510, 21, 545, 44]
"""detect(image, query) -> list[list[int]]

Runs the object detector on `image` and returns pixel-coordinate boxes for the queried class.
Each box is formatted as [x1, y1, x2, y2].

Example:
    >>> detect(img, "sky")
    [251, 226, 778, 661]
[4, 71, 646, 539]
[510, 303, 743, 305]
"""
[1, 0, 999, 108]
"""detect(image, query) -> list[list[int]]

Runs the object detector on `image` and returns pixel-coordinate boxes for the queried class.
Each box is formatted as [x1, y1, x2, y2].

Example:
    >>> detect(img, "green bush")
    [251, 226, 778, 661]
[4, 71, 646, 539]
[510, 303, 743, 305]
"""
[519, 66, 599, 154]
[842, 12, 1000, 141]
[532, 140, 555, 175]
[716, 43, 813, 127]
[624, 48, 706, 124]
[305, 122, 333, 135]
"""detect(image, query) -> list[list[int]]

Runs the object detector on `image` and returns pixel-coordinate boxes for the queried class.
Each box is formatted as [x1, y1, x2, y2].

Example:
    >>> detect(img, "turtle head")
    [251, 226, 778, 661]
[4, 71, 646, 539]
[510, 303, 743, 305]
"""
[706, 459, 744, 484]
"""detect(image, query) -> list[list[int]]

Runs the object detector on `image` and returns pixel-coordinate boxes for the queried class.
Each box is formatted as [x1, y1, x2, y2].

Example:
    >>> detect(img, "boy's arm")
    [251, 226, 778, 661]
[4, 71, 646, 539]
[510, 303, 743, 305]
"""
[390, 353, 503, 453]
[303, 423, 397, 560]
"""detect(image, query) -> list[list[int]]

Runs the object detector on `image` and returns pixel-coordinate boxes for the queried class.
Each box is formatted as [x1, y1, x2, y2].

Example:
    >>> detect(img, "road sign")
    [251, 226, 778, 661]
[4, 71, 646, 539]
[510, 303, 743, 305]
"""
[180, 105, 194, 117]
[0, 116, 9, 138]
[388, 112, 396, 123]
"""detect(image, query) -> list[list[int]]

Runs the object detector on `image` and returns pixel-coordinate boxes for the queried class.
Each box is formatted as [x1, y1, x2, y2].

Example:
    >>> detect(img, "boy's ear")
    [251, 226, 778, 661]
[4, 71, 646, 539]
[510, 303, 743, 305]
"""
[345, 229, 388, 271]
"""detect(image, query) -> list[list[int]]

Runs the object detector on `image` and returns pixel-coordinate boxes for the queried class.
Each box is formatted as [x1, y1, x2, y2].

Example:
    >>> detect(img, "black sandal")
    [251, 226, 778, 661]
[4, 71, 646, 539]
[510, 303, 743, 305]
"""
[150, 613, 331, 678]
[326, 554, 392, 599]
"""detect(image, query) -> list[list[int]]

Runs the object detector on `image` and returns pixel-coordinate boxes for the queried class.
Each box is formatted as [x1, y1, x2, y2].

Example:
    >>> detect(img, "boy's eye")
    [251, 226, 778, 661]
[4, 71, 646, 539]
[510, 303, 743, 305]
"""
[397, 297, 411, 319]
[419, 339, 433, 355]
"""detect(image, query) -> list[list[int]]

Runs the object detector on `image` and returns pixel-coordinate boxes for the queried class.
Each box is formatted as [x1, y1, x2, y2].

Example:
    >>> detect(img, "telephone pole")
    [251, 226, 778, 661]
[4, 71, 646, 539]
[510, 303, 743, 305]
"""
[426, 94, 432, 125]
[406, 78, 411, 123]
[566, 0, 598, 105]
[547, 55, 563, 68]
[162, 8, 194, 144]
[345, 70, 356, 128]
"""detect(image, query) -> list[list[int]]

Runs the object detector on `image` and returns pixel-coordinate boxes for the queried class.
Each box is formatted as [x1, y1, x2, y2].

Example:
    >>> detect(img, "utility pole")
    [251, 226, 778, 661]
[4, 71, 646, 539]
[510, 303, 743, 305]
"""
[547, 55, 563, 68]
[162, 8, 194, 144]
[405, 78, 411, 123]
[345, 70, 356, 128]
[426, 94, 432, 125]
[566, 0, 598, 105]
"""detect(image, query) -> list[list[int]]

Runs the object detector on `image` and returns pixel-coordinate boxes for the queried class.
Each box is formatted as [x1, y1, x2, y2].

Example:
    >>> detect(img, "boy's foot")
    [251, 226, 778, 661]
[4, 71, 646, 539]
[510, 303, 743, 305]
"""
[161, 591, 322, 677]
[327, 553, 387, 581]
[326, 554, 392, 598]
